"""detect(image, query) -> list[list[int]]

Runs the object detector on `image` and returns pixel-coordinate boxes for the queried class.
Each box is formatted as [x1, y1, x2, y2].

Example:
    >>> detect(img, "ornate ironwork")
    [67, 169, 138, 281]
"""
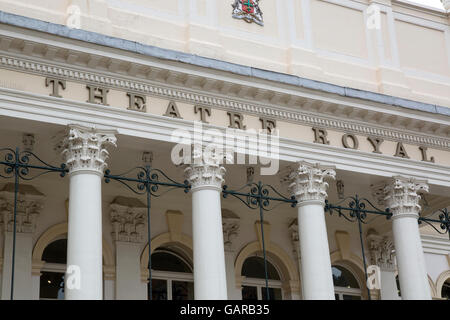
[325, 195, 392, 300]
[104, 166, 190, 300]
[0, 147, 67, 300]
[419, 208, 450, 240]
[222, 181, 296, 300]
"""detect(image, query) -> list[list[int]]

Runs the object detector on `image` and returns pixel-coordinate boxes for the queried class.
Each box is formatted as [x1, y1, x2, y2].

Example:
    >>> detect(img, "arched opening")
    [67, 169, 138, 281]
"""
[39, 238, 67, 300]
[332, 265, 361, 300]
[148, 247, 194, 300]
[241, 256, 283, 300]
[441, 279, 450, 300]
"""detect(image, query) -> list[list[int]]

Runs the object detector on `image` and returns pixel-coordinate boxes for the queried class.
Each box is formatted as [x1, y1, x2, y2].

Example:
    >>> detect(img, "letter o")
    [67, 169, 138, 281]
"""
[342, 133, 359, 150]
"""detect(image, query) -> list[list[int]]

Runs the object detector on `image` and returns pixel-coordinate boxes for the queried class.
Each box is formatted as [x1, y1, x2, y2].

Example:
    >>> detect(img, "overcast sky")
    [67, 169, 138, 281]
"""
[403, 0, 444, 9]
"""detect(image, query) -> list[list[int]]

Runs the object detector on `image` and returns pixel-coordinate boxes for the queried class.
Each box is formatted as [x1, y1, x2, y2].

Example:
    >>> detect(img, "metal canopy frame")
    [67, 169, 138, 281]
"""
[325, 196, 450, 300]
[0, 147, 67, 299]
[1, 145, 449, 301]
[104, 166, 190, 300]
[222, 181, 297, 300]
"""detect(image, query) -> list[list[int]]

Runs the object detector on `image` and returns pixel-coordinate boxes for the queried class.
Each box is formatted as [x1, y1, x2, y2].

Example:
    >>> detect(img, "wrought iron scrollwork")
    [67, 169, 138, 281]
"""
[419, 208, 450, 240]
[222, 182, 297, 211]
[0, 147, 67, 300]
[325, 195, 392, 223]
[1, 148, 67, 180]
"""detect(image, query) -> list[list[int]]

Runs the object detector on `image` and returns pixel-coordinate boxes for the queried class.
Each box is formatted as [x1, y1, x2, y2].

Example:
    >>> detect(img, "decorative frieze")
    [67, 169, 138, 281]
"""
[57, 125, 117, 175]
[367, 230, 396, 272]
[222, 219, 240, 250]
[0, 183, 44, 233]
[286, 161, 336, 203]
[222, 209, 240, 250]
[110, 197, 147, 243]
[1, 54, 450, 151]
[384, 176, 429, 218]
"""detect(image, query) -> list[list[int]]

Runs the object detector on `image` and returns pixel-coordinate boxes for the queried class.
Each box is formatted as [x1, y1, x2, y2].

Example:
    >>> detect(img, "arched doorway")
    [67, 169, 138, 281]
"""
[241, 256, 283, 300]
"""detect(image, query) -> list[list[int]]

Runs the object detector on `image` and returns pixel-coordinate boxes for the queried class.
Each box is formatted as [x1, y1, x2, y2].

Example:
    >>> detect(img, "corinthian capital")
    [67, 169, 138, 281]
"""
[58, 125, 117, 175]
[286, 161, 336, 203]
[184, 145, 226, 191]
[367, 230, 396, 271]
[384, 176, 429, 218]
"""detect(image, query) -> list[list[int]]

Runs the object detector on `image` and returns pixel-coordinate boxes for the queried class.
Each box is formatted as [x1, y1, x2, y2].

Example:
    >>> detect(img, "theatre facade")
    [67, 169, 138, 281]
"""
[0, 0, 449, 300]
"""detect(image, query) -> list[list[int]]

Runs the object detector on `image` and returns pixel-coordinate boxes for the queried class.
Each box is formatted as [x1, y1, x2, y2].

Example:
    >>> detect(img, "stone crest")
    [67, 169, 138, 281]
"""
[232, 0, 264, 26]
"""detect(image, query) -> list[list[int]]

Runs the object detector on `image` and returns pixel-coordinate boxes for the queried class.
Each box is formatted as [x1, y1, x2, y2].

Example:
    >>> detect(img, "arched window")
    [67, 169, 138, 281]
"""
[441, 279, 450, 300]
[332, 265, 361, 300]
[39, 238, 67, 300]
[149, 248, 194, 300]
[241, 256, 283, 300]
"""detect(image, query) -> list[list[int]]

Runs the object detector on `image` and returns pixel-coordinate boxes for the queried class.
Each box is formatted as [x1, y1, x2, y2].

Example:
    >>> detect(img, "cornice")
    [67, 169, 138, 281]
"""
[1, 53, 450, 151]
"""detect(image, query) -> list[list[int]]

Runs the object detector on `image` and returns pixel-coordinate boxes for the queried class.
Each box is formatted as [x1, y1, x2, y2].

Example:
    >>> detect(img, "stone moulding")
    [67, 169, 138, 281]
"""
[0, 54, 449, 151]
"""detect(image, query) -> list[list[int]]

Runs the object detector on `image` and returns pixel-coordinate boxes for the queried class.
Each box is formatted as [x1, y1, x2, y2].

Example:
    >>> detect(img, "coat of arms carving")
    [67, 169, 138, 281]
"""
[232, 0, 264, 26]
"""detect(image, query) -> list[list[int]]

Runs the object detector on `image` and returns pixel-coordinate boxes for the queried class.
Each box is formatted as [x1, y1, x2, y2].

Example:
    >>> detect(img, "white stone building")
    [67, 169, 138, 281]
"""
[0, 0, 448, 300]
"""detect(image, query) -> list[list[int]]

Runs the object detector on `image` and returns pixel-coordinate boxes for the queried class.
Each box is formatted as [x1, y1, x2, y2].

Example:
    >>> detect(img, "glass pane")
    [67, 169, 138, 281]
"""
[242, 286, 258, 300]
[261, 287, 282, 300]
[242, 257, 280, 280]
[442, 280, 450, 300]
[151, 252, 191, 273]
[42, 239, 67, 264]
[332, 266, 359, 288]
[335, 294, 340, 300]
[40, 272, 65, 299]
[343, 294, 361, 300]
[151, 279, 167, 300]
[172, 281, 194, 300]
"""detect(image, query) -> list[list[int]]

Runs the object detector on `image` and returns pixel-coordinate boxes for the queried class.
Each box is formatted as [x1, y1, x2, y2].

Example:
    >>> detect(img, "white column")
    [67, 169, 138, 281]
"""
[59, 125, 116, 300]
[287, 161, 336, 300]
[384, 176, 431, 300]
[185, 158, 227, 300]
